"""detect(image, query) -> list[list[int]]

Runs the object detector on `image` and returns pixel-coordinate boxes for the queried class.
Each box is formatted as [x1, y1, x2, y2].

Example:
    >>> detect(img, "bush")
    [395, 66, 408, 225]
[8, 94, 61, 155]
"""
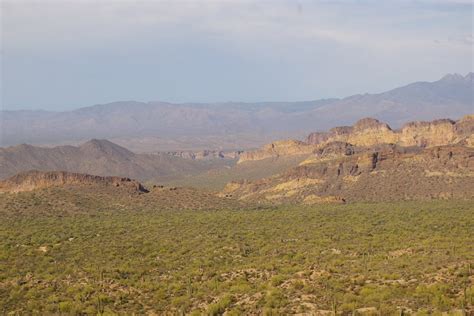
[207, 295, 232, 316]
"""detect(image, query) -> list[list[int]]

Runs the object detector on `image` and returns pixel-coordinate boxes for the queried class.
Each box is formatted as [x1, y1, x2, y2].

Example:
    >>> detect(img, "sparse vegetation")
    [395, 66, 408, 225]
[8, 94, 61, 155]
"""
[0, 187, 472, 314]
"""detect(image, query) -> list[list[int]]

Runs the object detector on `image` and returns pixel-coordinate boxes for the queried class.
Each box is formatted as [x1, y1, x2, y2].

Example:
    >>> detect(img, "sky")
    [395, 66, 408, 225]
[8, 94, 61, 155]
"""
[1, 0, 473, 111]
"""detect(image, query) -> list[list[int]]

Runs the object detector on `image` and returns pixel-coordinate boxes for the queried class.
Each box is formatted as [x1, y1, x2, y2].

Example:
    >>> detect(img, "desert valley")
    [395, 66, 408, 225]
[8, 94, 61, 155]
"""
[1, 95, 473, 313]
[2, 1, 474, 313]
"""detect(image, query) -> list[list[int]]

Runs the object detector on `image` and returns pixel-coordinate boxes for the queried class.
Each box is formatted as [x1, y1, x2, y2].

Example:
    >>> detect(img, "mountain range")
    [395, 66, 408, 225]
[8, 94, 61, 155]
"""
[1, 73, 472, 152]
[1, 115, 472, 193]
[222, 115, 474, 203]
[2, 114, 473, 202]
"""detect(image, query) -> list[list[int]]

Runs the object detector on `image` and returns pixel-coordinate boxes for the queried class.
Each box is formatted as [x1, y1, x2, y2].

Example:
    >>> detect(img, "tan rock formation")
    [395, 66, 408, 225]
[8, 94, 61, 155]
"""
[347, 118, 398, 146]
[398, 119, 457, 147]
[239, 115, 473, 163]
[308, 115, 473, 148]
[238, 140, 314, 164]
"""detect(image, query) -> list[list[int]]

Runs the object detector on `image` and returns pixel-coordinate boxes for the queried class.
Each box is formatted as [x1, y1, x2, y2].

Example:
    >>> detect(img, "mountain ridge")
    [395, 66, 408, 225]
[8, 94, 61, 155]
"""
[2, 73, 472, 151]
[238, 115, 474, 163]
[0, 139, 234, 181]
[0, 170, 148, 193]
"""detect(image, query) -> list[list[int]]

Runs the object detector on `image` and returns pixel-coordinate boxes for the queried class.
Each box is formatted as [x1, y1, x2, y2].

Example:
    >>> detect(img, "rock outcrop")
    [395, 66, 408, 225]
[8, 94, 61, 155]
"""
[238, 140, 315, 163]
[398, 119, 457, 147]
[238, 115, 473, 163]
[164, 150, 243, 160]
[307, 115, 473, 148]
[0, 170, 149, 193]
[224, 144, 474, 203]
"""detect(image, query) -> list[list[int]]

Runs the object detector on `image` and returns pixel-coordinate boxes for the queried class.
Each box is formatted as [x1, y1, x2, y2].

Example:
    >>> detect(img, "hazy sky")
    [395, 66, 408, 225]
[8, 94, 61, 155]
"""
[1, 0, 473, 111]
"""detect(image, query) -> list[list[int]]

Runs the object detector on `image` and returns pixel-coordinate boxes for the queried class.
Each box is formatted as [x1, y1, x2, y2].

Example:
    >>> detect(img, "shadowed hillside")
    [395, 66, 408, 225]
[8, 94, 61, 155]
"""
[0, 170, 149, 194]
[0, 139, 235, 181]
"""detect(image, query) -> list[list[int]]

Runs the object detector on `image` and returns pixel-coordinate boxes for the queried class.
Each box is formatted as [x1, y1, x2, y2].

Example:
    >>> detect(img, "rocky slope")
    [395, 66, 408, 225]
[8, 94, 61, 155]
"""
[224, 143, 474, 203]
[239, 115, 474, 163]
[0, 170, 149, 193]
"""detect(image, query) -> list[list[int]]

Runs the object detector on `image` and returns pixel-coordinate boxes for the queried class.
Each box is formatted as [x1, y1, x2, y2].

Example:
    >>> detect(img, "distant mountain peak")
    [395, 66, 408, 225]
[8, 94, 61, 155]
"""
[82, 138, 116, 147]
[79, 139, 134, 157]
[465, 72, 474, 80]
[440, 73, 467, 82]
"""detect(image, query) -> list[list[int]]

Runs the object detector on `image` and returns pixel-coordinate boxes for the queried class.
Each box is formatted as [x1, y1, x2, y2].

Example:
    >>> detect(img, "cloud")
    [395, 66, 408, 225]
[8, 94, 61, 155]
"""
[2, 0, 469, 54]
[1, 0, 472, 109]
[2, 0, 471, 66]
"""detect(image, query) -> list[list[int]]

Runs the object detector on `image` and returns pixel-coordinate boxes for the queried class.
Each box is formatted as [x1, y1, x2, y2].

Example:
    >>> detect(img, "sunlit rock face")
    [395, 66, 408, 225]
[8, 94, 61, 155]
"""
[235, 115, 474, 164]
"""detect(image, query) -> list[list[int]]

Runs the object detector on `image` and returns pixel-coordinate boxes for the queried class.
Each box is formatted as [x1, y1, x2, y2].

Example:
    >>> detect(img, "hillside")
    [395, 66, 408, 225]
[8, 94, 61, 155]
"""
[0, 139, 304, 189]
[224, 144, 474, 203]
[224, 115, 474, 203]
[297, 73, 474, 130]
[165, 155, 308, 190]
[0, 170, 148, 193]
[0, 139, 235, 181]
[1, 188, 473, 314]
[2, 73, 472, 151]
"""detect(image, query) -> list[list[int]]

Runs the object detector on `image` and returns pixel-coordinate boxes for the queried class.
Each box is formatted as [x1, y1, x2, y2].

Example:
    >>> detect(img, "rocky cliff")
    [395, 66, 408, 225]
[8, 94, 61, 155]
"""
[0, 170, 149, 193]
[238, 115, 473, 163]
[224, 144, 474, 203]
[237, 140, 315, 163]
[308, 115, 473, 148]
